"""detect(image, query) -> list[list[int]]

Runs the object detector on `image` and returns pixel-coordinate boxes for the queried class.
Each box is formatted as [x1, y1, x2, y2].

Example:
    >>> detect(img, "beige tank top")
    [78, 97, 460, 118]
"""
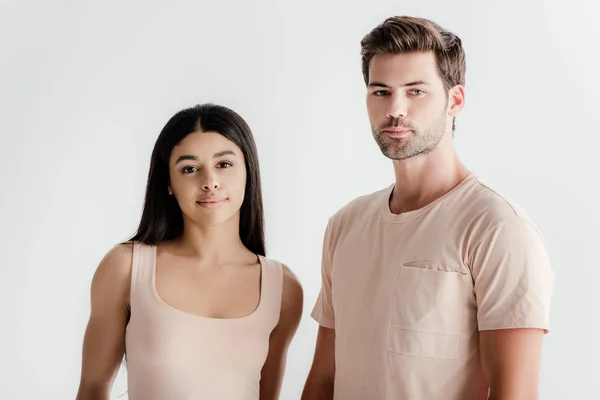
[124, 242, 283, 400]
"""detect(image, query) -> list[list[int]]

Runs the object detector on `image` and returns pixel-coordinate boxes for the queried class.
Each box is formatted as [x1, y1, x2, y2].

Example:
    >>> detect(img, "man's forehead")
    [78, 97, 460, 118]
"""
[369, 52, 440, 85]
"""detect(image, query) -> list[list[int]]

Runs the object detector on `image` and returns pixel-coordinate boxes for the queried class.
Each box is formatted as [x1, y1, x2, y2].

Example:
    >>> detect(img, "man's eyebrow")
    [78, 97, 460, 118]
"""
[402, 80, 430, 87]
[368, 80, 430, 88]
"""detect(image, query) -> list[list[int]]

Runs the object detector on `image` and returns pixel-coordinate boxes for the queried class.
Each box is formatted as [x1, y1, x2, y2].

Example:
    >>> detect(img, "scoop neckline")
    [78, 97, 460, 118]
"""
[149, 245, 266, 322]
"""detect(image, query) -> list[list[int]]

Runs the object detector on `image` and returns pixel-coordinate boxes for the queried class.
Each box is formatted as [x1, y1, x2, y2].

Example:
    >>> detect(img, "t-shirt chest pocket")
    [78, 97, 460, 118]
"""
[386, 260, 470, 360]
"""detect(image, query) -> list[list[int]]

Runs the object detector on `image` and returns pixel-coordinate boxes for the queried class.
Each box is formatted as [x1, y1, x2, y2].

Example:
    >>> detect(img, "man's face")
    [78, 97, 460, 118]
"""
[366, 51, 457, 161]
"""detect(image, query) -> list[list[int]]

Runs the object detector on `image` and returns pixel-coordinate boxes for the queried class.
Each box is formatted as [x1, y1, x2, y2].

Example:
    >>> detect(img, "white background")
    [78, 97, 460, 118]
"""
[1, 0, 598, 399]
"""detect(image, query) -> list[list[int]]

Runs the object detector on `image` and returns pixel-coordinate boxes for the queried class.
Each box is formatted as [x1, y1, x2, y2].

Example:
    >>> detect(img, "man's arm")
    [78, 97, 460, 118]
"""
[258, 265, 303, 400]
[480, 328, 545, 400]
[302, 220, 336, 399]
[301, 326, 335, 400]
[75, 244, 132, 400]
[470, 215, 554, 400]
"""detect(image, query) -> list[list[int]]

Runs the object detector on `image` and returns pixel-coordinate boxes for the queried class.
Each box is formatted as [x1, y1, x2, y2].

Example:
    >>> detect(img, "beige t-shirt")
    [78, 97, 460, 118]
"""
[311, 174, 555, 400]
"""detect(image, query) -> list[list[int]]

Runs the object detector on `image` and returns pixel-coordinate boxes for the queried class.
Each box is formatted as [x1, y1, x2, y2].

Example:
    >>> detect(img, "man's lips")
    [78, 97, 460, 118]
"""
[382, 128, 412, 137]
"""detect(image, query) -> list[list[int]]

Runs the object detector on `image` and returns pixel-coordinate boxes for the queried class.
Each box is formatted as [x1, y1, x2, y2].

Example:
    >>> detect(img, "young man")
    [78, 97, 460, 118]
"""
[301, 16, 554, 400]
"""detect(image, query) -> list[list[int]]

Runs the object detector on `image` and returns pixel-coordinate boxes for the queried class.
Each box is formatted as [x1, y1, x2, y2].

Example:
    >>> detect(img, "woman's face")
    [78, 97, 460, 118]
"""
[168, 130, 247, 227]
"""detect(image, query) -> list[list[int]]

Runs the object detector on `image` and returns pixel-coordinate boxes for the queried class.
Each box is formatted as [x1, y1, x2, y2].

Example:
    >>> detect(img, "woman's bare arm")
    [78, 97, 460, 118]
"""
[259, 264, 304, 400]
[75, 244, 133, 400]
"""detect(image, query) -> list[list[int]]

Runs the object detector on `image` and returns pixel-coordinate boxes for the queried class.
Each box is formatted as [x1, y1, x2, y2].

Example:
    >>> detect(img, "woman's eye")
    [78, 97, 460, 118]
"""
[218, 162, 232, 169]
[182, 166, 198, 174]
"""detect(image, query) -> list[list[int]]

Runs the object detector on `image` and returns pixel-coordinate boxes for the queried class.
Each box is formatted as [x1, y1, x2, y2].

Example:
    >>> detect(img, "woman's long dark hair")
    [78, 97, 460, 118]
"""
[128, 103, 266, 256]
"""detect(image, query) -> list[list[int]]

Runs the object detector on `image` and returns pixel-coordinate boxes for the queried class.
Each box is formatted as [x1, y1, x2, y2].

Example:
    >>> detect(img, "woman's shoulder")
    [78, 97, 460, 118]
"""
[262, 257, 303, 316]
[281, 264, 303, 315]
[281, 263, 302, 293]
[94, 242, 136, 279]
[261, 256, 301, 288]
[88, 242, 136, 307]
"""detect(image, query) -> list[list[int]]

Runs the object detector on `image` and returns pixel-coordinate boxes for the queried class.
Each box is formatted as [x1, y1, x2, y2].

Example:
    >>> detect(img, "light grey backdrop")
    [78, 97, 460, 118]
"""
[1, 0, 598, 398]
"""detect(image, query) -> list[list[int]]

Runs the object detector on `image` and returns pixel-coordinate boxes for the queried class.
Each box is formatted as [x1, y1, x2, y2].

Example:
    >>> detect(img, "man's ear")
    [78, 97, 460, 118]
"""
[448, 84, 465, 118]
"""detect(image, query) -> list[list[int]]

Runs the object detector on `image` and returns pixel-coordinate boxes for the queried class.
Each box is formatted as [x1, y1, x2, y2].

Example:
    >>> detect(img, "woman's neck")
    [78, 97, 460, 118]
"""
[174, 215, 249, 264]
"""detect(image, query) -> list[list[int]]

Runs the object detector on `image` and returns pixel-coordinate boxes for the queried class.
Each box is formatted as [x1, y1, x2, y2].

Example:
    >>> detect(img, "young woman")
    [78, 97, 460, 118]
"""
[76, 103, 303, 400]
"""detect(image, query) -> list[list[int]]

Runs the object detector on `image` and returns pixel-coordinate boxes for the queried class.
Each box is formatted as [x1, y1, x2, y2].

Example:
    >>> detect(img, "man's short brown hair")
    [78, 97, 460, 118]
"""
[360, 16, 466, 92]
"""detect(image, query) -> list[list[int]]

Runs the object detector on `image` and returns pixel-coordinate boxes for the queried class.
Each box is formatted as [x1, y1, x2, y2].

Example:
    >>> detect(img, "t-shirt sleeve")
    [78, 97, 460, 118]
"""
[311, 220, 335, 329]
[470, 216, 555, 333]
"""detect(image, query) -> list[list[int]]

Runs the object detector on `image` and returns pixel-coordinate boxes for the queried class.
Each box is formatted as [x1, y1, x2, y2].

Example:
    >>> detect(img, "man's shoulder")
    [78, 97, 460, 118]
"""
[327, 185, 391, 227]
[459, 175, 541, 234]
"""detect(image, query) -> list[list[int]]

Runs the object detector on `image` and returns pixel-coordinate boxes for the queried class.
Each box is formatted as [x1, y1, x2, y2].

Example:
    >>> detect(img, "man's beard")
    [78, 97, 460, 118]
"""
[372, 111, 447, 161]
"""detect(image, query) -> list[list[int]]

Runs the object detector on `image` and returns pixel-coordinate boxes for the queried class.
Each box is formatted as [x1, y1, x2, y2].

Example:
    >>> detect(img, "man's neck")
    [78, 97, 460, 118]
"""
[389, 145, 470, 215]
